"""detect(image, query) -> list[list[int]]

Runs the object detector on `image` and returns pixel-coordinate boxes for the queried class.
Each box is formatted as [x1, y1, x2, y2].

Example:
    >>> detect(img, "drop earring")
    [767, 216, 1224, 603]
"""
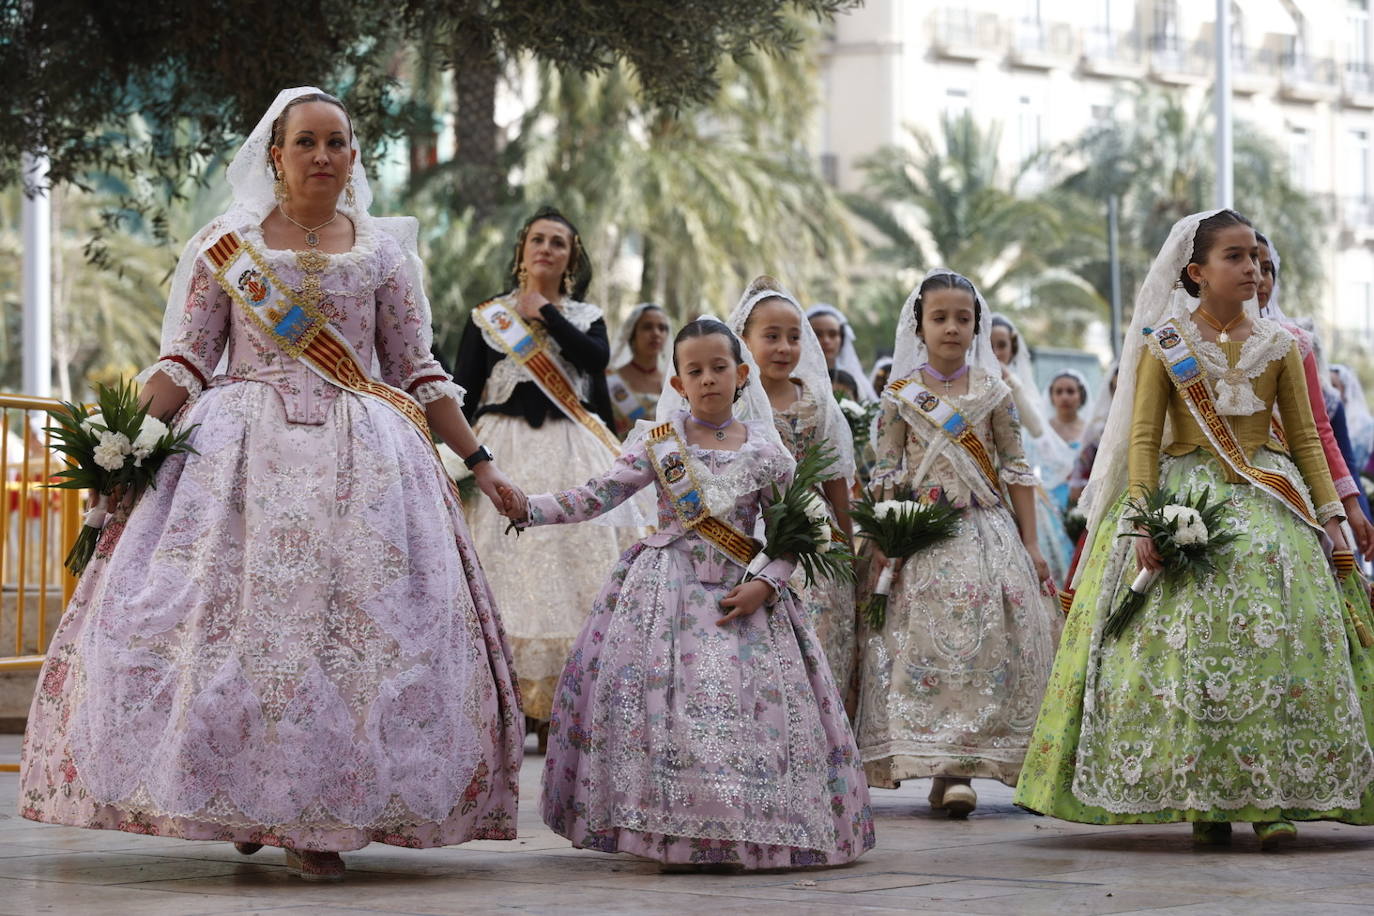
[273, 175, 288, 203]
[517, 265, 529, 290]
[344, 178, 356, 209]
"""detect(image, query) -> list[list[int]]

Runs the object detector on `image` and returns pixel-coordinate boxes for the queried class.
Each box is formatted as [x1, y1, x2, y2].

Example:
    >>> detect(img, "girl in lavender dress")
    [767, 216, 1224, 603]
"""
[506, 318, 875, 870]
[19, 88, 523, 881]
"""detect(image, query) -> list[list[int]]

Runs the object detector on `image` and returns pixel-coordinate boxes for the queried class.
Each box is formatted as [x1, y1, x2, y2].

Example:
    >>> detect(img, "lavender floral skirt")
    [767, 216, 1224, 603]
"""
[540, 543, 876, 869]
[20, 381, 523, 851]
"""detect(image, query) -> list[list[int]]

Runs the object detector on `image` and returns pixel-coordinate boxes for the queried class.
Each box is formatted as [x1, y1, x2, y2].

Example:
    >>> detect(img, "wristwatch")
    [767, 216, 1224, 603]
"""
[463, 445, 494, 470]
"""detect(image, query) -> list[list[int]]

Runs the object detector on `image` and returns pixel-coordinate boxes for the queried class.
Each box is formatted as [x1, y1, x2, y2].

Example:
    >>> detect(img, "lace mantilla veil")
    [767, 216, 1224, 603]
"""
[805, 303, 879, 403]
[140, 86, 439, 386]
[609, 303, 673, 373]
[1073, 208, 1267, 585]
[728, 280, 857, 485]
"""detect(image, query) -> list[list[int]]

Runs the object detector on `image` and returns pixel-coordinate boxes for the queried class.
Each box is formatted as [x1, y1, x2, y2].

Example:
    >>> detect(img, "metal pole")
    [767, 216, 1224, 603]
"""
[1215, 0, 1234, 209]
[21, 152, 51, 399]
[1108, 195, 1122, 360]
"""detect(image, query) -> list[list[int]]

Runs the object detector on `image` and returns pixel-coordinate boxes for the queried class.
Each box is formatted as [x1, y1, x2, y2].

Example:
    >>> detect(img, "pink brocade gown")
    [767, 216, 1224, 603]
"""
[530, 416, 876, 869]
[19, 221, 522, 851]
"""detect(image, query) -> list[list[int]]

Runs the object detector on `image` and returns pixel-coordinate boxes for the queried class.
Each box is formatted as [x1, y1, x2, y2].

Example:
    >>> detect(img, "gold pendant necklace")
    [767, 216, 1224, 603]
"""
[279, 205, 338, 248]
[1197, 307, 1244, 343]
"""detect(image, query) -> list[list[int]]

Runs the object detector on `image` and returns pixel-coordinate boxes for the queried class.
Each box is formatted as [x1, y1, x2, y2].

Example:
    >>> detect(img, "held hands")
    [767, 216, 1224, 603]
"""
[717, 579, 775, 626]
[474, 464, 528, 521]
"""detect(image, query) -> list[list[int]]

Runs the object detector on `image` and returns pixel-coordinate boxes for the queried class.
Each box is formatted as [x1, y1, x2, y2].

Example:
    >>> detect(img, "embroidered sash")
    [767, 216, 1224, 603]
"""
[473, 298, 622, 456]
[201, 232, 454, 494]
[646, 422, 760, 568]
[1147, 321, 1319, 530]
[606, 371, 651, 426]
[889, 377, 1000, 495]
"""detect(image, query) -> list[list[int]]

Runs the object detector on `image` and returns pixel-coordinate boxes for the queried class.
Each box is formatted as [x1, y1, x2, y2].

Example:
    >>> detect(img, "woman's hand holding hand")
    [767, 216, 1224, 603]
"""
[475, 464, 526, 519]
[1134, 529, 1164, 572]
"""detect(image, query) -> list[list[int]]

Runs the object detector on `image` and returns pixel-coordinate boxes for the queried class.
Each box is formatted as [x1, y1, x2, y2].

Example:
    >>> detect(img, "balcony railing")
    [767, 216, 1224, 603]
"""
[1343, 195, 1374, 229]
[932, 7, 1003, 57]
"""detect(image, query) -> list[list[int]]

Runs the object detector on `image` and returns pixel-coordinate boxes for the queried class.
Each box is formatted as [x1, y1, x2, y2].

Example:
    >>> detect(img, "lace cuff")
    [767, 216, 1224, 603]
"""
[410, 378, 466, 407]
[1318, 500, 1345, 525]
[137, 357, 206, 396]
[1336, 475, 1360, 501]
[1000, 465, 1039, 489]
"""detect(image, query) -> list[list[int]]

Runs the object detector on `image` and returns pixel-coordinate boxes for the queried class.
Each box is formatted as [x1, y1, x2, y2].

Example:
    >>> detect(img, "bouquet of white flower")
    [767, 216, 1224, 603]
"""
[1104, 486, 1238, 639]
[838, 397, 878, 453]
[743, 443, 855, 588]
[850, 493, 962, 628]
[45, 380, 198, 576]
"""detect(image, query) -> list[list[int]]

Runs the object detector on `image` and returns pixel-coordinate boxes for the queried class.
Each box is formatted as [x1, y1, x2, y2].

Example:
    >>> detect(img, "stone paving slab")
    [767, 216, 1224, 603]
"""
[3, 734, 1374, 914]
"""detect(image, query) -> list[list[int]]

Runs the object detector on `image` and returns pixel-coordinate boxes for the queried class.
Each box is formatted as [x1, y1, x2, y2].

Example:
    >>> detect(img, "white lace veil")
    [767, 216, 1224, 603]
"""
[1333, 364, 1374, 457]
[609, 303, 672, 372]
[990, 312, 1037, 394]
[142, 86, 430, 381]
[1259, 237, 1287, 321]
[1043, 369, 1092, 427]
[805, 304, 879, 402]
[1075, 208, 1263, 582]
[890, 268, 1001, 385]
[729, 282, 857, 484]
[870, 355, 893, 390]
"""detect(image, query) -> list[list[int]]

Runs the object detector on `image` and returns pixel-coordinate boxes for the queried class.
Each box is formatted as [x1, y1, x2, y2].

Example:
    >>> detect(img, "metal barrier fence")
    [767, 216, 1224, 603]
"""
[0, 394, 83, 771]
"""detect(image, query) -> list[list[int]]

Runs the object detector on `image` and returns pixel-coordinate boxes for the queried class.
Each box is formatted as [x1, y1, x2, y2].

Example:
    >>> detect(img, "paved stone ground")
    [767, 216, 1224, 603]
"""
[4, 733, 1374, 915]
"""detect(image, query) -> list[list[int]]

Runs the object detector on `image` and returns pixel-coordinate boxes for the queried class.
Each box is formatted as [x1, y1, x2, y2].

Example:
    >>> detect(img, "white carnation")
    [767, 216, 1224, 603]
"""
[816, 521, 834, 551]
[1162, 504, 1208, 546]
[81, 412, 106, 433]
[839, 398, 865, 418]
[92, 431, 131, 472]
[874, 499, 919, 519]
[801, 492, 829, 523]
[131, 416, 169, 461]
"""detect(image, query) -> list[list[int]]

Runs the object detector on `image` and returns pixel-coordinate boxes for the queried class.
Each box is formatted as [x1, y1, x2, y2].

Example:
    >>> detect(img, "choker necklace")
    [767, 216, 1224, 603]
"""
[689, 413, 735, 441]
[278, 205, 338, 248]
[629, 360, 658, 374]
[1196, 308, 1244, 343]
[921, 361, 970, 393]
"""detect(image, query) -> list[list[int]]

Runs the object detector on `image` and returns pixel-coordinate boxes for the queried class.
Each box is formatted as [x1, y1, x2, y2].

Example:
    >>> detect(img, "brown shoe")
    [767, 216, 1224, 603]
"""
[284, 848, 346, 881]
[233, 842, 264, 856]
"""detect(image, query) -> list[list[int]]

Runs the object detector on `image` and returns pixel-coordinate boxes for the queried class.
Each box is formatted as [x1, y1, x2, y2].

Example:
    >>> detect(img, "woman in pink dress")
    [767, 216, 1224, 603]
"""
[19, 88, 524, 881]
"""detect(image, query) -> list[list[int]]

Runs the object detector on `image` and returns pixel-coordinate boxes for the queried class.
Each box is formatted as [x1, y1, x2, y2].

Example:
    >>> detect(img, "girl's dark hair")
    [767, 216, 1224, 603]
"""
[913, 272, 980, 335]
[508, 206, 593, 302]
[1179, 209, 1253, 297]
[989, 314, 1019, 358]
[267, 92, 352, 176]
[1254, 230, 1278, 280]
[672, 319, 747, 402]
[1050, 371, 1088, 408]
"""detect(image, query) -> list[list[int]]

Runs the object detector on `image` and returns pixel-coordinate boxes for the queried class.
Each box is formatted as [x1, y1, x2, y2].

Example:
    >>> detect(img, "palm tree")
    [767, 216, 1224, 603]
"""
[845, 112, 1084, 359]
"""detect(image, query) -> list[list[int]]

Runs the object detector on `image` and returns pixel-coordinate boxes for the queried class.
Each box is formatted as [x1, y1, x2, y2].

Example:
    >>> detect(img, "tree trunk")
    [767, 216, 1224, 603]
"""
[638, 234, 656, 303]
[452, 32, 502, 222]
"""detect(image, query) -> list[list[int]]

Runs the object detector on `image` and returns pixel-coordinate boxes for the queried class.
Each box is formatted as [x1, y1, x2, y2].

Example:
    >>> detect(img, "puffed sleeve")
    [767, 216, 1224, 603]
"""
[1127, 348, 1170, 497]
[991, 393, 1039, 488]
[869, 396, 909, 493]
[374, 245, 465, 407]
[524, 437, 656, 525]
[139, 257, 231, 397]
[1276, 343, 1342, 521]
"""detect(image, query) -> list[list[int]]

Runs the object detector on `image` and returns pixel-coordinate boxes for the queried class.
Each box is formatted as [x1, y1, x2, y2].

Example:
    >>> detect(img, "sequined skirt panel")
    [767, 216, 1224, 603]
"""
[856, 502, 1060, 788]
[467, 414, 627, 720]
[21, 381, 523, 850]
[539, 543, 875, 868]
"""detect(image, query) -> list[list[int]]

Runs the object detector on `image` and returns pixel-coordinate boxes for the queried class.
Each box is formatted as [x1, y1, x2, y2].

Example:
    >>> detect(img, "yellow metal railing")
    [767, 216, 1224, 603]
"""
[0, 394, 83, 771]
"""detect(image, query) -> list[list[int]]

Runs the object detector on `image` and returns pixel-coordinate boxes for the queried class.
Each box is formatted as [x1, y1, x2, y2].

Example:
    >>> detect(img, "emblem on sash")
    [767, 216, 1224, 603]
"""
[237, 269, 270, 304]
[916, 391, 939, 412]
[663, 453, 687, 484]
[1159, 328, 1181, 350]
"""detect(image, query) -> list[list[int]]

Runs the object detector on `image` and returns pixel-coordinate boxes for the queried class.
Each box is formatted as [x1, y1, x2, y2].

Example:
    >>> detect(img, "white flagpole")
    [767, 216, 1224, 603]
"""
[21, 152, 52, 399]
[1215, 0, 1234, 209]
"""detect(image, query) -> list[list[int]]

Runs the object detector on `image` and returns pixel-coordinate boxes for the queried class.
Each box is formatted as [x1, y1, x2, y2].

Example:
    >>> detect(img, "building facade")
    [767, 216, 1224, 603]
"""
[818, 0, 1374, 346]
